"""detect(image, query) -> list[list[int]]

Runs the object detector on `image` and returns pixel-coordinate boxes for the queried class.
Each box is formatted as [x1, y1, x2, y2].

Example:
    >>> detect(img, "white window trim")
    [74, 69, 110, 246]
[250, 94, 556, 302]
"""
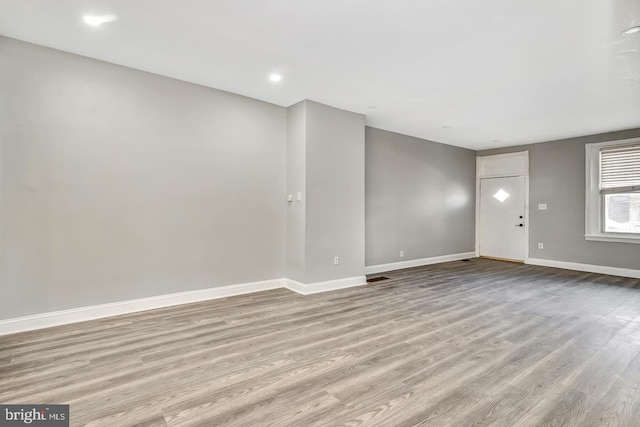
[585, 137, 640, 244]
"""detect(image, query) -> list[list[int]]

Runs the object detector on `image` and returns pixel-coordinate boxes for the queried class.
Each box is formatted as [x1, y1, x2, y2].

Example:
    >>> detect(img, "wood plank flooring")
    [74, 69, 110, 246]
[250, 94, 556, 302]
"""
[2, 259, 640, 426]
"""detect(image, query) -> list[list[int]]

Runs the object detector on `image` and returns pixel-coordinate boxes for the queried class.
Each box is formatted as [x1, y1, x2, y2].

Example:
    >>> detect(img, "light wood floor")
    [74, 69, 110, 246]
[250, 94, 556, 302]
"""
[3, 259, 640, 426]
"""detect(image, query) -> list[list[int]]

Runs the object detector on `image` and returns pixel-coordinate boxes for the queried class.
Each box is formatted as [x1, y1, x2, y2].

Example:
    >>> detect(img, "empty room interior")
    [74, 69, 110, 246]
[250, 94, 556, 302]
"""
[1, 1, 640, 426]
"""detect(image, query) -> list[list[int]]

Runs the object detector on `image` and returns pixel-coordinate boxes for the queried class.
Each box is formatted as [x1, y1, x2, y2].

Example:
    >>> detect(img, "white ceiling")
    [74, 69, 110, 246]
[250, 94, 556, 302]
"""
[1, 0, 639, 150]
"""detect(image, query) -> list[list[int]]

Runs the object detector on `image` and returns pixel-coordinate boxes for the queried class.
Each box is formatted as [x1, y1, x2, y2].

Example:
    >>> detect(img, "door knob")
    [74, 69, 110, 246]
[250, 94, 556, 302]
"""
[515, 223, 524, 227]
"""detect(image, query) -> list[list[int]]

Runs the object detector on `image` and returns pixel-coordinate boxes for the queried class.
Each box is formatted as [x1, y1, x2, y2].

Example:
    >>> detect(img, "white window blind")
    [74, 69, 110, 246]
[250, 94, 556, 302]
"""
[599, 144, 640, 194]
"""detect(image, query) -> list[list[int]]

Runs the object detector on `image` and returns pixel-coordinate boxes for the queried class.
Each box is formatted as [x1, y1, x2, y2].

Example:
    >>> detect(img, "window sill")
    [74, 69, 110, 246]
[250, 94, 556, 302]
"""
[585, 234, 640, 244]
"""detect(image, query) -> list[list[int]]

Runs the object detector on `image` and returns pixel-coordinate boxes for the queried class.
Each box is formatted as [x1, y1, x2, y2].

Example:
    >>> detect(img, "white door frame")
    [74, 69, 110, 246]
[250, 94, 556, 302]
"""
[476, 151, 530, 262]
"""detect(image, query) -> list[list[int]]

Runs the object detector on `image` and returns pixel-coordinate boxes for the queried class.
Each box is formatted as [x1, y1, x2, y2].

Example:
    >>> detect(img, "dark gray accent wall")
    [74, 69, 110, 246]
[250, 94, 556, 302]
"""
[365, 127, 476, 266]
[478, 128, 640, 270]
[0, 37, 287, 319]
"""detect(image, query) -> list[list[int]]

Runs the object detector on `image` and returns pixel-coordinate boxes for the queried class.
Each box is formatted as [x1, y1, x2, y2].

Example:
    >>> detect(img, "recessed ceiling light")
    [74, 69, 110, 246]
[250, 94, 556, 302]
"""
[622, 26, 640, 36]
[441, 124, 452, 129]
[367, 105, 377, 109]
[84, 14, 118, 27]
[269, 73, 282, 82]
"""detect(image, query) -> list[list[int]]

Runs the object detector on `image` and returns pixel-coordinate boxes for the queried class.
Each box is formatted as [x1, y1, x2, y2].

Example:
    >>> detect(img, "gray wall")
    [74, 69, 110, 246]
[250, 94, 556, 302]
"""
[286, 101, 306, 282]
[5, 35, 636, 323]
[478, 128, 640, 270]
[365, 127, 476, 266]
[305, 101, 365, 283]
[0, 37, 287, 319]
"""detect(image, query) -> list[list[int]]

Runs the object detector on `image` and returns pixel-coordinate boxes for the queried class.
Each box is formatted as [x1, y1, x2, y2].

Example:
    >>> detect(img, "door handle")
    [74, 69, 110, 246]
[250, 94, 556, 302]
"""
[515, 224, 524, 227]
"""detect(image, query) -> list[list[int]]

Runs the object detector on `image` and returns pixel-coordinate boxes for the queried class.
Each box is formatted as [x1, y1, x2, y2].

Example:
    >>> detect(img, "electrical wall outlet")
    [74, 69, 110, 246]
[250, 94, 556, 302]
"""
[538, 243, 544, 249]
[538, 203, 547, 210]
[400, 250, 404, 258]
[333, 256, 339, 265]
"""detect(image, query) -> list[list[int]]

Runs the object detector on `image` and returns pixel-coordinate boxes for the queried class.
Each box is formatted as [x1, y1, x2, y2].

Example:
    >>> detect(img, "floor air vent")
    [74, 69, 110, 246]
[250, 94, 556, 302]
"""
[367, 276, 390, 283]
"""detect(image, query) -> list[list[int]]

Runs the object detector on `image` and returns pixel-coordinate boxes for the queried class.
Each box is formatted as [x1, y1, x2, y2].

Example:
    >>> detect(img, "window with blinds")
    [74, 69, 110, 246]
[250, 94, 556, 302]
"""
[600, 144, 640, 194]
[599, 143, 640, 234]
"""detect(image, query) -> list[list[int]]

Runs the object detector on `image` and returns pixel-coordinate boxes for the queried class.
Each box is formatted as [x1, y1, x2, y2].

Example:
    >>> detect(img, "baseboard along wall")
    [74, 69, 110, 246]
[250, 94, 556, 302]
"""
[3, 254, 638, 336]
[0, 276, 366, 336]
[364, 252, 477, 275]
[526, 258, 640, 279]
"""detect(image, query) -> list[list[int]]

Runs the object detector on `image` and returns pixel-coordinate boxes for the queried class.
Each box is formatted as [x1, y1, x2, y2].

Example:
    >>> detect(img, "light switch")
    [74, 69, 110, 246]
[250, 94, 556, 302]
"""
[287, 194, 293, 202]
[297, 192, 302, 201]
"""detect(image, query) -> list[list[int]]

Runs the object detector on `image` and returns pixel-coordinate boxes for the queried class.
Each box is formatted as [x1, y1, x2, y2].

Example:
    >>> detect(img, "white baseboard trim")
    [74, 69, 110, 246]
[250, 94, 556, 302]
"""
[0, 274, 373, 336]
[527, 258, 640, 279]
[285, 276, 367, 295]
[0, 278, 285, 336]
[365, 252, 477, 275]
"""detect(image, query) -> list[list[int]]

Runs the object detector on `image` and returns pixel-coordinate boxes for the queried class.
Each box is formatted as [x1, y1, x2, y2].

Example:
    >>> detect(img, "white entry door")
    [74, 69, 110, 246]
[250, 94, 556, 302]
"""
[479, 176, 526, 261]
